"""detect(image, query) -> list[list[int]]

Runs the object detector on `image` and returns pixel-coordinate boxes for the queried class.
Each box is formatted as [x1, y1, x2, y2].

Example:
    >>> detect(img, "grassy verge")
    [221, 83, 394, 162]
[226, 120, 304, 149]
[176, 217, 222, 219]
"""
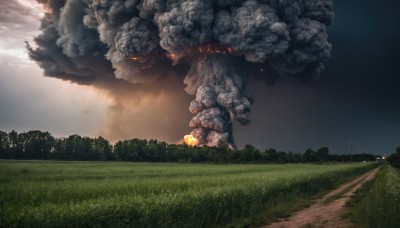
[347, 165, 400, 227]
[0, 161, 378, 227]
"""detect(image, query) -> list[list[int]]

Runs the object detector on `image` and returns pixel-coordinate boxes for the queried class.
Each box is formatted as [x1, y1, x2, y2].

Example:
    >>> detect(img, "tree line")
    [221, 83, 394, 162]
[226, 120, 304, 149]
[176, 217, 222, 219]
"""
[0, 130, 380, 163]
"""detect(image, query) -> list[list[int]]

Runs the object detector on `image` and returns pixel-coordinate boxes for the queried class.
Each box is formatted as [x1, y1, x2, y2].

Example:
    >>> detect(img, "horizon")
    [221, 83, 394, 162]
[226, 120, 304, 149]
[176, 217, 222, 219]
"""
[0, 128, 391, 157]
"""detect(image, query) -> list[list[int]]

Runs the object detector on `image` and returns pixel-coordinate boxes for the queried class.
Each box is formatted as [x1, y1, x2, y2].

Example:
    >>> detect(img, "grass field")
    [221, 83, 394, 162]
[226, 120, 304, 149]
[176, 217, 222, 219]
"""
[348, 165, 400, 227]
[0, 161, 377, 227]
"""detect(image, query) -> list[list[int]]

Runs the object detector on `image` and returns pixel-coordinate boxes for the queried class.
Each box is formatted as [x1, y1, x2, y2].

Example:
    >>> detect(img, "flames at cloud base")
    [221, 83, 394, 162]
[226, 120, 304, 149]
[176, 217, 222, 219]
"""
[184, 135, 198, 146]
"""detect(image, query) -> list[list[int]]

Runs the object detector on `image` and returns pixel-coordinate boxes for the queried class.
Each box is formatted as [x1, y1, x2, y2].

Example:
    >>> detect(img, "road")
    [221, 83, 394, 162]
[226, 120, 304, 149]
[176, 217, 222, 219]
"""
[264, 167, 380, 228]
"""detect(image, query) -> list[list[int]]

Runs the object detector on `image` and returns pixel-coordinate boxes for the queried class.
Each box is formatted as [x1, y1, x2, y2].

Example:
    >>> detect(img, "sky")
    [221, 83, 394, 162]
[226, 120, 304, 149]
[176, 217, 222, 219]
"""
[0, 0, 110, 138]
[0, 0, 399, 155]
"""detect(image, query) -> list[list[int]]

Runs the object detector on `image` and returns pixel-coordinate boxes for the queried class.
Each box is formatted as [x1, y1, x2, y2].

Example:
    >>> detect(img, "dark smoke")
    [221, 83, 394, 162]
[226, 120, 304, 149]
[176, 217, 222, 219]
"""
[28, 0, 333, 147]
[185, 55, 252, 147]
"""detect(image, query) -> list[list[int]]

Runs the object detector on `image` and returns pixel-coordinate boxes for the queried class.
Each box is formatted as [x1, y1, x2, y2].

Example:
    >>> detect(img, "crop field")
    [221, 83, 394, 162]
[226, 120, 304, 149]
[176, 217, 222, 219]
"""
[0, 161, 377, 227]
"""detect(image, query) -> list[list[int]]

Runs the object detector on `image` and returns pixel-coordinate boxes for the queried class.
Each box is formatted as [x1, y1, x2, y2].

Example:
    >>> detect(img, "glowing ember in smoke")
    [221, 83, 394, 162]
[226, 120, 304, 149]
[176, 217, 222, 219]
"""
[184, 135, 198, 146]
[168, 53, 175, 60]
[199, 44, 233, 55]
[168, 44, 234, 63]
[198, 44, 231, 62]
[131, 56, 140, 61]
[197, 44, 234, 62]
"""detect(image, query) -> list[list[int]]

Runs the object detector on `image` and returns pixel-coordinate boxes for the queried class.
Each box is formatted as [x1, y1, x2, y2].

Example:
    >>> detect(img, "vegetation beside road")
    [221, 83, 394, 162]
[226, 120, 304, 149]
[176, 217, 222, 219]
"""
[347, 165, 400, 228]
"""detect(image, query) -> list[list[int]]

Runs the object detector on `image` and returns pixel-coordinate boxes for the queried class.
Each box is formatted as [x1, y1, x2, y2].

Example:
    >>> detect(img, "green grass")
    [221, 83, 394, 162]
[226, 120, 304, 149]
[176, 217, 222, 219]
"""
[0, 160, 377, 227]
[347, 165, 400, 228]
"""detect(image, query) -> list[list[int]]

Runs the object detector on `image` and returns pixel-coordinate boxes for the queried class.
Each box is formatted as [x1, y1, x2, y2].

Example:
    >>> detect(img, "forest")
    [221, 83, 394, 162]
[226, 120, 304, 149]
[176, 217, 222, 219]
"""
[0, 130, 381, 163]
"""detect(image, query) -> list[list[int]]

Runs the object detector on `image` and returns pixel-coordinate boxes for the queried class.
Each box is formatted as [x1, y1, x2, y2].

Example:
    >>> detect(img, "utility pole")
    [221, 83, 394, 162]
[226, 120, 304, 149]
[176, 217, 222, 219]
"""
[348, 141, 354, 162]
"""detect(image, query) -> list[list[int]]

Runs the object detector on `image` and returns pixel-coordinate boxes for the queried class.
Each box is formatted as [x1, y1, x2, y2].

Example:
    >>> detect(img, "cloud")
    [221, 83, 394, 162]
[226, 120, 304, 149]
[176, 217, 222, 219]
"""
[25, 0, 333, 147]
[0, 0, 43, 27]
[0, 0, 45, 61]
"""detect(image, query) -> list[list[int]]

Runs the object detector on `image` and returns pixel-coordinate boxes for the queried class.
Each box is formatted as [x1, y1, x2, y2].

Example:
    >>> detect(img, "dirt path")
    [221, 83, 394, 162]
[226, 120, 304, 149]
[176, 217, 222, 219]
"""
[263, 167, 380, 228]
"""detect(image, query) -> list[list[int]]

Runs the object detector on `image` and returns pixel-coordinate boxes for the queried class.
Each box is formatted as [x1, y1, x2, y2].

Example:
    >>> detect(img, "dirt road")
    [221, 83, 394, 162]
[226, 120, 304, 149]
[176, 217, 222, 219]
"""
[264, 167, 380, 228]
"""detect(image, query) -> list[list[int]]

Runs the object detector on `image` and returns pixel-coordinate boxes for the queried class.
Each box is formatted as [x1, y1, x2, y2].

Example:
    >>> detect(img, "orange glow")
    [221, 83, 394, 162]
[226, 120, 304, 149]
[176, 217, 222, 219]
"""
[184, 135, 198, 146]
[131, 57, 140, 61]
[196, 44, 233, 55]
[194, 44, 234, 62]
[168, 44, 234, 63]
[168, 53, 175, 60]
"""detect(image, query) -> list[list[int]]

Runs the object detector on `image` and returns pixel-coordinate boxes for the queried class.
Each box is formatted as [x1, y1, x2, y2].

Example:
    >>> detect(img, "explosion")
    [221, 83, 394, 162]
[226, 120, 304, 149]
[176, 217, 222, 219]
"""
[184, 135, 198, 146]
[27, 0, 334, 148]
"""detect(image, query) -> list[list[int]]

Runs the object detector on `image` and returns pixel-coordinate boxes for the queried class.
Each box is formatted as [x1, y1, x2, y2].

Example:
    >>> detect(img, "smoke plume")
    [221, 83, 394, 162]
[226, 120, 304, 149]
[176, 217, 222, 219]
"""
[28, 0, 333, 147]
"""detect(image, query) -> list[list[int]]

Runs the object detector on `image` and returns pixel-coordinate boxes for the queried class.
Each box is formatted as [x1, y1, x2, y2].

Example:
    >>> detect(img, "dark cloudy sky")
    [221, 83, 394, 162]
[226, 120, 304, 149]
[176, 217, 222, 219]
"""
[0, 0, 399, 154]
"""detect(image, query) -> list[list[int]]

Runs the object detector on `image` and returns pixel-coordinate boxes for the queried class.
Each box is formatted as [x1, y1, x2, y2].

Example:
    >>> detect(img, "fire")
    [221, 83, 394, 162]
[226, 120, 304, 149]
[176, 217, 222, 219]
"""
[130, 56, 140, 61]
[167, 44, 234, 63]
[168, 53, 175, 60]
[184, 135, 198, 146]
[196, 44, 233, 62]
[196, 44, 233, 55]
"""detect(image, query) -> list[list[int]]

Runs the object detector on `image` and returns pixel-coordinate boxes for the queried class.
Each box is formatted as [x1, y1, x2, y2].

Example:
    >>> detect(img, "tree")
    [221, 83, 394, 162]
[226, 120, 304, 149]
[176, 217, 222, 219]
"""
[240, 144, 252, 162]
[303, 149, 315, 162]
[8, 131, 23, 159]
[62, 135, 95, 161]
[303, 147, 330, 163]
[53, 138, 67, 160]
[93, 137, 113, 161]
[239, 145, 260, 162]
[0, 131, 10, 159]
[18, 131, 55, 159]
[287, 151, 302, 163]
[315, 147, 329, 162]
[262, 148, 279, 163]
[276, 151, 288, 163]
[114, 141, 126, 161]
[388, 147, 400, 169]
